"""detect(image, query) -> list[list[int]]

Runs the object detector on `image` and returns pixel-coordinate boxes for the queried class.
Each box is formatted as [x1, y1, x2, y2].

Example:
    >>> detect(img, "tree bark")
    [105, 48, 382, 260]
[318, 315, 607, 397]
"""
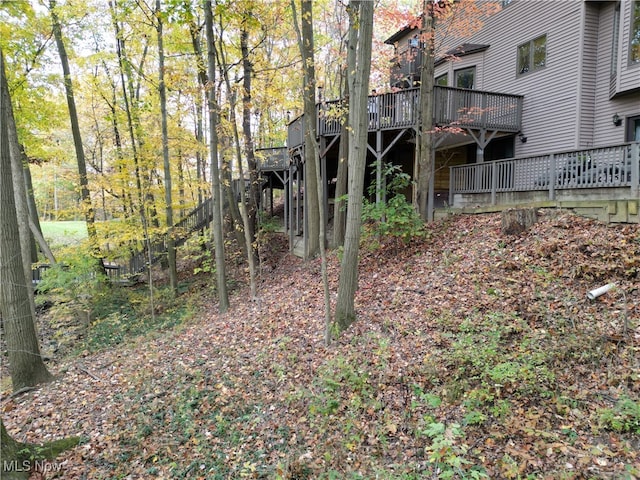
[216, 24, 257, 298]
[298, 0, 320, 258]
[501, 208, 538, 235]
[0, 51, 53, 391]
[29, 217, 56, 265]
[332, 24, 356, 249]
[204, 0, 229, 311]
[22, 154, 50, 261]
[416, 1, 435, 222]
[1, 55, 37, 322]
[291, 0, 332, 343]
[156, 0, 178, 293]
[49, 0, 100, 251]
[1, 418, 80, 480]
[240, 24, 260, 257]
[334, 0, 374, 332]
[187, 14, 207, 206]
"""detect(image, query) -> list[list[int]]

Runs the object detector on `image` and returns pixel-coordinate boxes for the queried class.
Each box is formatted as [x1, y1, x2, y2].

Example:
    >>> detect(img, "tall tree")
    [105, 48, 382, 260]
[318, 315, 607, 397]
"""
[204, 0, 229, 311]
[49, 0, 100, 253]
[2, 51, 38, 322]
[294, 0, 321, 258]
[0, 49, 52, 391]
[334, 0, 374, 332]
[332, 10, 357, 248]
[416, 0, 435, 222]
[218, 63, 258, 297]
[240, 18, 260, 256]
[155, 0, 178, 292]
[291, 0, 331, 343]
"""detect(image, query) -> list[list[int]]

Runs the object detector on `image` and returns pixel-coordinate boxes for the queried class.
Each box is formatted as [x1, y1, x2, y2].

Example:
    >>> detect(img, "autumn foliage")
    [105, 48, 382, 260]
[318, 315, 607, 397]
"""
[1, 210, 639, 478]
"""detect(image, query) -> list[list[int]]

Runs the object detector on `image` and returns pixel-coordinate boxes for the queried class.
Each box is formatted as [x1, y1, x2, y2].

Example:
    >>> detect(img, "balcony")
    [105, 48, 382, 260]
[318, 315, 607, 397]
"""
[286, 86, 523, 150]
[256, 147, 288, 171]
[389, 47, 423, 87]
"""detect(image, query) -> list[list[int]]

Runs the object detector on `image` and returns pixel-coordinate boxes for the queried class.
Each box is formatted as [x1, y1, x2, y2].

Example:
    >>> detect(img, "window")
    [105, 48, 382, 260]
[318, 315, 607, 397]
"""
[611, 3, 620, 79]
[435, 73, 448, 86]
[626, 115, 640, 142]
[631, 1, 640, 62]
[454, 67, 475, 89]
[518, 35, 546, 74]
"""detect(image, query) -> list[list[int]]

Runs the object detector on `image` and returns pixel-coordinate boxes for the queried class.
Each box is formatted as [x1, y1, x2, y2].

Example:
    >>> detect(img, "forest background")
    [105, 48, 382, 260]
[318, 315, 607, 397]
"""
[1, 0, 639, 478]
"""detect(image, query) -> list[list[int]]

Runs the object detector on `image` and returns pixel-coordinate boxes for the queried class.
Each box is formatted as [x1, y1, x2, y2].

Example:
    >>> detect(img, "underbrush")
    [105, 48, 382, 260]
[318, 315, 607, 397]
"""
[35, 252, 198, 356]
[5, 210, 638, 480]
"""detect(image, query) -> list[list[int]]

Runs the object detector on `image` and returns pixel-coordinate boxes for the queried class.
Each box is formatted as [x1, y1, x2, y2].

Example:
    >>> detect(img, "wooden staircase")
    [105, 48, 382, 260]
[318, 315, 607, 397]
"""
[33, 197, 215, 287]
[124, 198, 214, 276]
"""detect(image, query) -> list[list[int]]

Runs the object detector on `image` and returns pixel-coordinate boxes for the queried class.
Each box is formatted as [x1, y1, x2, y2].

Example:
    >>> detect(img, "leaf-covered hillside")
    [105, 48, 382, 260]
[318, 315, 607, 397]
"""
[2, 210, 639, 479]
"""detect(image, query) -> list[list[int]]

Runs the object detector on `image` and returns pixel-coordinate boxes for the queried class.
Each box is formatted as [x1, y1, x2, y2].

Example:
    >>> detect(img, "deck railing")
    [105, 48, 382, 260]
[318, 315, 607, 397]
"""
[389, 47, 422, 87]
[433, 87, 523, 131]
[449, 143, 640, 205]
[288, 114, 305, 151]
[287, 86, 523, 149]
[256, 147, 288, 171]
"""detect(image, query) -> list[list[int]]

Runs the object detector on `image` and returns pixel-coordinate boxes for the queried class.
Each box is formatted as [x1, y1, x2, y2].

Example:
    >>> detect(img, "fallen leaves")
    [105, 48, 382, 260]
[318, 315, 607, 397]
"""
[1, 210, 639, 478]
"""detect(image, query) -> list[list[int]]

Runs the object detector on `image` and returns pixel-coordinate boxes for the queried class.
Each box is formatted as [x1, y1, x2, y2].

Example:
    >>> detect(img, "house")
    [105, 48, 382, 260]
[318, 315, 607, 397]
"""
[259, 0, 640, 256]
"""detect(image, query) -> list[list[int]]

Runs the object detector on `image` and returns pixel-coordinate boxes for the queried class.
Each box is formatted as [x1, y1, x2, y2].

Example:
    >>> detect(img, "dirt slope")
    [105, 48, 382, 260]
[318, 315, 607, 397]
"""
[2, 209, 639, 479]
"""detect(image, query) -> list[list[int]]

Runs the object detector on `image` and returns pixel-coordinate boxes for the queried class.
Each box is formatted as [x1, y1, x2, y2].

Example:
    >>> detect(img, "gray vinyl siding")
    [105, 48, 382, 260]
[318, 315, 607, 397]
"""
[434, 0, 639, 153]
[593, 1, 640, 146]
[619, 0, 640, 92]
[578, 2, 600, 148]
[440, 0, 584, 156]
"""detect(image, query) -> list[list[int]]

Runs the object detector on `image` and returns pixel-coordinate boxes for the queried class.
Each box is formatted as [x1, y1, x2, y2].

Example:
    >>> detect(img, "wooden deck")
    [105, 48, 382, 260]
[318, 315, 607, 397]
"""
[287, 86, 524, 149]
[449, 143, 640, 206]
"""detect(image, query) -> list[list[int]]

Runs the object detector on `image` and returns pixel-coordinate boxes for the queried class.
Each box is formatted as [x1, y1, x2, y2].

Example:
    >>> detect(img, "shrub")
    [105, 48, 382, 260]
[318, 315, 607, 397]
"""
[362, 163, 424, 242]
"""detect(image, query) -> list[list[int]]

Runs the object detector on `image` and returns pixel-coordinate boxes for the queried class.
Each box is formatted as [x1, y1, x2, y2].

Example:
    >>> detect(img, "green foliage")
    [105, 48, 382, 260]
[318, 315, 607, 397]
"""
[257, 210, 280, 235]
[362, 163, 424, 242]
[36, 251, 107, 306]
[597, 397, 640, 434]
[36, 247, 193, 352]
[86, 292, 189, 350]
[192, 243, 215, 275]
[444, 313, 556, 400]
[416, 420, 489, 479]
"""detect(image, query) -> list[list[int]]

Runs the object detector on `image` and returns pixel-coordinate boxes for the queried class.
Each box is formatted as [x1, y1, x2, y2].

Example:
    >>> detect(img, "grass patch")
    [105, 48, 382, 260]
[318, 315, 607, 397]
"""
[40, 221, 88, 251]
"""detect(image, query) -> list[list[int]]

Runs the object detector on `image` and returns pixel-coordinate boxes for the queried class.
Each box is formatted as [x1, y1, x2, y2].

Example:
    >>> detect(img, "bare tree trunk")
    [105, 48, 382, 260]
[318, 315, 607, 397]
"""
[334, 0, 374, 332]
[240, 24, 260, 260]
[49, 0, 100, 253]
[204, 0, 229, 311]
[416, 1, 435, 222]
[298, 0, 320, 258]
[0, 51, 52, 391]
[332, 34, 355, 248]
[186, 12, 208, 206]
[156, 0, 178, 292]
[2, 60, 37, 321]
[22, 154, 52, 261]
[29, 217, 56, 264]
[216, 27, 257, 298]
[291, 0, 332, 343]
[220, 139, 246, 251]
